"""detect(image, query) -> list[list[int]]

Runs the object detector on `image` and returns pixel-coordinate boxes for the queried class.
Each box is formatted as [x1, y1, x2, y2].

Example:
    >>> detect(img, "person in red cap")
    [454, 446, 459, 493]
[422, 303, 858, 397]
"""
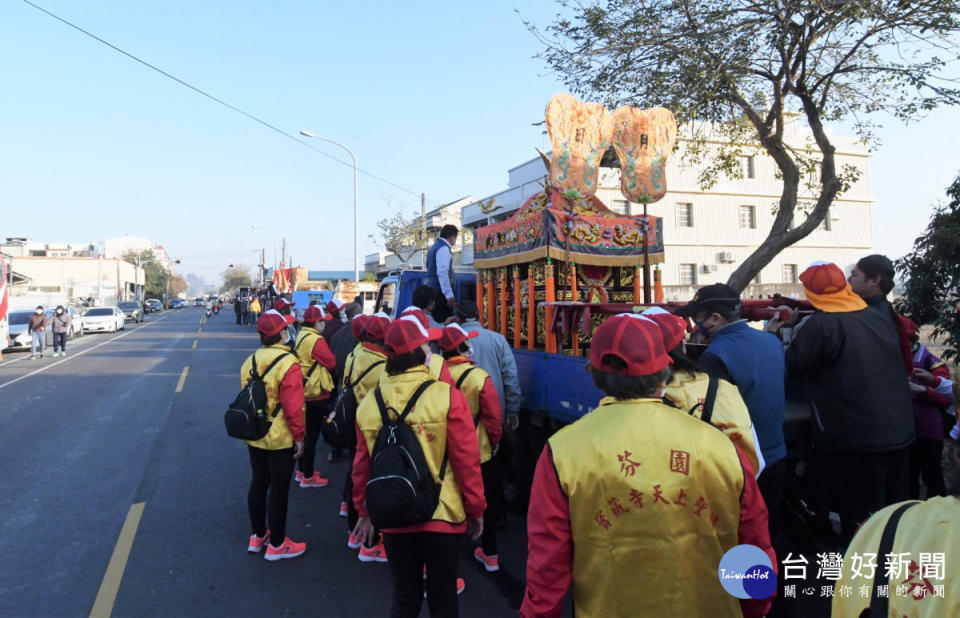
[438, 323, 504, 572]
[401, 305, 456, 386]
[767, 261, 915, 543]
[322, 298, 347, 340]
[291, 304, 337, 489]
[341, 312, 392, 561]
[901, 317, 954, 498]
[272, 297, 298, 345]
[352, 315, 485, 616]
[241, 309, 308, 561]
[642, 307, 763, 476]
[521, 314, 774, 618]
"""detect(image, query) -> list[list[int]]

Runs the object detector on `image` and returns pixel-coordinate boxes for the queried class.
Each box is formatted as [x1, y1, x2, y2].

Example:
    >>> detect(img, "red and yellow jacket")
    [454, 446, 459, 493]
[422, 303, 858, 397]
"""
[446, 356, 503, 463]
[293, 326, 335, 401]
[240, 344, 305, 450]
[344, 342, 388, 404]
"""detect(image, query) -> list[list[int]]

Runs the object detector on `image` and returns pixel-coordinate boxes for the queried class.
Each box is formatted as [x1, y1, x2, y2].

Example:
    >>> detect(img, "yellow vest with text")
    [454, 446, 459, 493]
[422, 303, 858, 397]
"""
[293, 327, 335, 398]
[344, 344, 387, 404]
[356, 367, 467, 525]
[664, 370, 762, 475]
[549, 397, 745, 618]
[832, 496, 960, 618]
[240, 345, 302, 451]
[447, 362, 494, 463]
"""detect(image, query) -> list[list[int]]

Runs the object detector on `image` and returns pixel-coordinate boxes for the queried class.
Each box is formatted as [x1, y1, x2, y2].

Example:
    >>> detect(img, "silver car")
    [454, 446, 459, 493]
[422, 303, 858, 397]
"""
[81, 306, 126, 333]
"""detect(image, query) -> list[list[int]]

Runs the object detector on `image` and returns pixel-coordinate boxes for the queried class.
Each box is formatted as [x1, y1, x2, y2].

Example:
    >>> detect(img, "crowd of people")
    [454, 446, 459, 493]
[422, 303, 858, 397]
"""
[233, 242, 957, 617]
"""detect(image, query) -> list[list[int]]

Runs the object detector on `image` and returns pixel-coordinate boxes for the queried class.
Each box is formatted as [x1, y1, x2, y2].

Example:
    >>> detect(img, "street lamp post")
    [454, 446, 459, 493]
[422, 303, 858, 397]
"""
[299, 130, 359, 282]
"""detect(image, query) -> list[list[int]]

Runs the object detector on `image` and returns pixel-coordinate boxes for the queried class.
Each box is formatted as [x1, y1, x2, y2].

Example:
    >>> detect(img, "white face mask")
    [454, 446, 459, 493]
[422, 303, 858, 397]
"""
[56, 309, 63, 314]
[36, 309, 43, 315]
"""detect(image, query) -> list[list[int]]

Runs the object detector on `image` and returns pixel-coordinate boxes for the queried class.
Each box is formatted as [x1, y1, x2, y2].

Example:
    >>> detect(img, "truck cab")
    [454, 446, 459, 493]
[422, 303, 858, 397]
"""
[374, 269, 476, 319]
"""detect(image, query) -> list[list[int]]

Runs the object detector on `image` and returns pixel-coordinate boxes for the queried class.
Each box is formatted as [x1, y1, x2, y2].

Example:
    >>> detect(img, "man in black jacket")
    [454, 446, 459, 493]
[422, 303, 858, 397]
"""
[769, 261, 914, 545]
[848, 253, 912, 374]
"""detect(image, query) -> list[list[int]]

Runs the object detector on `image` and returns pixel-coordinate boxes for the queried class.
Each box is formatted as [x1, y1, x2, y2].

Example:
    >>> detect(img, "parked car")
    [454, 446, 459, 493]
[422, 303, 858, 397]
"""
[5, 309, 37, 350]
[44, 306, 84, 343]
[145, 299, 163, 313]
[169, 298, 187, 309]
[117, 301, 143, 323]
[81, 306, 125, 333]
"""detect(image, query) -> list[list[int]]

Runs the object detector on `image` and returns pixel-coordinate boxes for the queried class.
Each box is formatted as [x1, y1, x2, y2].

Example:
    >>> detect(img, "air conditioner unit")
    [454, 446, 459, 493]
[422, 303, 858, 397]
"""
[718, 251, 735, 263]
[701, 264, 719, 274]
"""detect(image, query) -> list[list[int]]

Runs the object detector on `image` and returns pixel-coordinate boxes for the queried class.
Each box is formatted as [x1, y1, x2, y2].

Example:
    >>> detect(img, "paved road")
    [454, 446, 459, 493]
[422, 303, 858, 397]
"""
[0, 308, 530, 617]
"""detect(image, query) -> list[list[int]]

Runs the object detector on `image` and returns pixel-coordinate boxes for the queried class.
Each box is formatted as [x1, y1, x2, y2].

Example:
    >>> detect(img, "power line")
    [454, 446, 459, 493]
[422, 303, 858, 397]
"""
[21, 0, 439, 207]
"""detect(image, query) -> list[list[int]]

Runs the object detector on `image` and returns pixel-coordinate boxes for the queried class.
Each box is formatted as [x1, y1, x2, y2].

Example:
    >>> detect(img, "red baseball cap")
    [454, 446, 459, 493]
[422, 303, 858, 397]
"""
[325, 298, 345, 314]
[438, 323, 479, 352]
[400, 307, 430, 328]
[274, 297, 295, 311]
[303, 305, 332, 323]
[385, 315, 442, 356]
[350, 314, 369, 339]
[257, 309, 295, 337]
[641, 307, 687, 351]
[589, 314, 670, 376]
[364, 313, 392, 341]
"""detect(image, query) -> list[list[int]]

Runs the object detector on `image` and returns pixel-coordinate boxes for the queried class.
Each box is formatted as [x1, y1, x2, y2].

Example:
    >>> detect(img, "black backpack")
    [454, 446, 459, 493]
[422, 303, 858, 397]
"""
[224, 351, 291, 441]
[364, 380, 446, 529]
[322, 357, 385, 449]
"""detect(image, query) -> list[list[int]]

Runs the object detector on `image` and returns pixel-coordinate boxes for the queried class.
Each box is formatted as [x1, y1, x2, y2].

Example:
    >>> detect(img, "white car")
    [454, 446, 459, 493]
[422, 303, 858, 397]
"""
[81, 306, 126, 333]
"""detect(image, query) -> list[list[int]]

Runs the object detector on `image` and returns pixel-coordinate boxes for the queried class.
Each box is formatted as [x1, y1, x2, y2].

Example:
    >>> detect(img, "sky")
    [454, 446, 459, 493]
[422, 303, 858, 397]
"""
[1, 1, 958, 287]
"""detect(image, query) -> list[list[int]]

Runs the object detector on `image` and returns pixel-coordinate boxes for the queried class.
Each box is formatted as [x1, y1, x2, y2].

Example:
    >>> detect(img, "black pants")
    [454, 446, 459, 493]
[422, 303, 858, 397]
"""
[247, 446, 295, 546]
[430, 285, 452, 323]
[809, 446, 910, 543]
[235, 310, 242, 325]
[910, 437, 946, 498]
[382, 532, 460, 618]
[53, 332, 67, 352]
[480, 457, 504, 556]
[298, 400, 327, 477]
[757, 457, 786, 545]
[343, 453, 359, 531]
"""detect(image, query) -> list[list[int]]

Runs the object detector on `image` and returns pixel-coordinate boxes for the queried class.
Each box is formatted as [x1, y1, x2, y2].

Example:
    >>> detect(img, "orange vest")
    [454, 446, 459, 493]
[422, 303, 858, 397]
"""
[664, 370, 762, 475]
[549, 397, 745, 618]
[240, 344, 302, 451]
[446, 360, 494, 463]
[356, 367, 467, 524]
[293, 327, 335, 399]
[344, 344, 387, 404]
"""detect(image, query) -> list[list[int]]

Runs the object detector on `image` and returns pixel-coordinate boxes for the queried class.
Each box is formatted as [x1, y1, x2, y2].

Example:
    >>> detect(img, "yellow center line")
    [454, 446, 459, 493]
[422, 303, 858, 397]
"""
[175, 366, 189, 393]
[191, 340, 198, 349]
[90, 502, 145, 618]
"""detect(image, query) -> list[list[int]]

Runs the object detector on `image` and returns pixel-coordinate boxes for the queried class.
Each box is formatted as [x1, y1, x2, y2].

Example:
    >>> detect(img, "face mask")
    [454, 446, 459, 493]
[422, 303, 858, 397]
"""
[56, 309, 63, 314]
[36, 309, 43, 315]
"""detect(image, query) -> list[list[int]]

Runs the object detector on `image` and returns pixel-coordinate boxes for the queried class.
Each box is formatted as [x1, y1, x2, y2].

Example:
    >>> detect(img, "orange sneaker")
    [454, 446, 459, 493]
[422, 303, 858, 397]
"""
[339, 501, 349, 518]
[299, 472, 329, 488]
[264, 537, 306, 561]
[247, 530, 270, 553]
[347, 532, 362, 549]
[474, 547, 500, 572]
[294, 471, 304, 484]
[358, 541, 388, 563]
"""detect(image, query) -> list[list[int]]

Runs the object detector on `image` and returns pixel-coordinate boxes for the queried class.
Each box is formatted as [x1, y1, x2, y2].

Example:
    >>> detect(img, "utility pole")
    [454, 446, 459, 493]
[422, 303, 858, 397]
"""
[281, 238, 286, 269]
[421, 192, 427, 268]
[261, 248, 266, 286]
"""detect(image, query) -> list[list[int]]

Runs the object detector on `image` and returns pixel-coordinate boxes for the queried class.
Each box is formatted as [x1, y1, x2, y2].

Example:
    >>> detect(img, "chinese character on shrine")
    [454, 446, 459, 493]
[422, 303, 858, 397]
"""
[669, 449, 690, 476]
[595, 510, 612, 530]
[629, 489, 644, 509]
[608, 497, 629, 517]
[652, 484, 671, 504]
[617, 450, 642, 477]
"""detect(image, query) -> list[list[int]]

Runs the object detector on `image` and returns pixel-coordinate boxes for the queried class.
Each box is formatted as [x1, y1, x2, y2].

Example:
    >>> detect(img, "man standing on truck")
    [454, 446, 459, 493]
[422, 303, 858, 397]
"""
[425, 224, 459, 323]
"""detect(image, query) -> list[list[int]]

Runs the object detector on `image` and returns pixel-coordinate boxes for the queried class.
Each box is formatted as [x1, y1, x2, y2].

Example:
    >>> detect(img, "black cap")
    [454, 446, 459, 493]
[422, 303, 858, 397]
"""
[856, 254, 895, 280]
[455, 299, 479, 320]
[674, 283, 741, 317]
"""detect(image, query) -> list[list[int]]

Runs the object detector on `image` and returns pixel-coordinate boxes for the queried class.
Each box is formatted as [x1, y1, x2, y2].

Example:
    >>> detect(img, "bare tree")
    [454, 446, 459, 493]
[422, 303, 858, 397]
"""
[527, 0, 960, 289]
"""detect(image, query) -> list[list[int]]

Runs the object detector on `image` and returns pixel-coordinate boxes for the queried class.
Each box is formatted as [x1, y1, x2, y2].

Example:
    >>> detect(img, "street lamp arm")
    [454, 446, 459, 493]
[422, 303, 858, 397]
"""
[299, 130, 358, 166]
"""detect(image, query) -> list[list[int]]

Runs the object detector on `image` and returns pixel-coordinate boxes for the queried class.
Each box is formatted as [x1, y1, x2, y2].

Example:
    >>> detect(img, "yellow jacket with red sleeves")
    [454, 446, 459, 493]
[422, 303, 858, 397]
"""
[664, 370, 763, 476]
[446, 357, 503, 463]
[343, 342, 387, 404]
[832, 496, 960, 618]
[239, 344, 304, 451]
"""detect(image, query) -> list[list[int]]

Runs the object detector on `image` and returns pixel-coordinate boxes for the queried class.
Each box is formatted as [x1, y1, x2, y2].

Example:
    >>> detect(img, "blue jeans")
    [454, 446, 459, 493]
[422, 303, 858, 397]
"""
[31, 331, 46, 355]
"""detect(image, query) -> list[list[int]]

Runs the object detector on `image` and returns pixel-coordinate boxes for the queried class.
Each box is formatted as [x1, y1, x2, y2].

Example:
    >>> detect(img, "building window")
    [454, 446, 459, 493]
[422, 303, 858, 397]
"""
[739, 205, 757, 229]
[679, 264, 697, 286]
[742, 155, 755, 179]
[818, 208, 831, 231]
[611, 199, 629, 215]
[676, 202, 693, 227]
[783, 264, 798, 284]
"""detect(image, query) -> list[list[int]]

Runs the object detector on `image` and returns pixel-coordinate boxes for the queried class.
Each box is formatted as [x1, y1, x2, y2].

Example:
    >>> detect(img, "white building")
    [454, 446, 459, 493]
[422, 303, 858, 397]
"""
[460, 120, 872, 300]
[101, 235, 175, 271]
[365, 196, 476, 276]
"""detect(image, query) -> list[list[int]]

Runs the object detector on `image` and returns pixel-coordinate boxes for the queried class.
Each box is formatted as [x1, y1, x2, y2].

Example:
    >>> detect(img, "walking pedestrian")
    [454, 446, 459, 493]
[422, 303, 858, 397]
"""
[273, 297, 298, 345]
[248, 295, 261, 327]
[425, 225, 459, 323]
[28, 305, 48, 359]
[50, 305, 71, 357]
[322, 298, 347, 340]
[326, 302, 362, 464]
[352, 315, 485, 616]
[292, 304, 337, 489]
[242, 310, 307, 561]
[521, 314, 774, 618]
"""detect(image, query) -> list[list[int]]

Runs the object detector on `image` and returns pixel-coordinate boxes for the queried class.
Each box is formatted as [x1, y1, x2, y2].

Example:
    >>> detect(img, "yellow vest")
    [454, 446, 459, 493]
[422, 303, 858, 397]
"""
[549, 397, 745, 618]
[344, 344, 387, 404]
[356, 367, 467, 525]
[832, 496, 960, 618]
[240, 344, 303, 451]
[446, 361, 494, 463]
[249, 298, 261, 312]
[664, 370, 762, 475]
[428, 354, 445, 381]
[293, 327, 335, 398]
